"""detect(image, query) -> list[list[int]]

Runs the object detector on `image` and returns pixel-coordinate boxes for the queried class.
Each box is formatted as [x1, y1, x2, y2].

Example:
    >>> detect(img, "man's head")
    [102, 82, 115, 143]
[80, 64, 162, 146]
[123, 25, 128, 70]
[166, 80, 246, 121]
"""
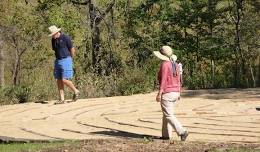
[48, 25, 61, 39]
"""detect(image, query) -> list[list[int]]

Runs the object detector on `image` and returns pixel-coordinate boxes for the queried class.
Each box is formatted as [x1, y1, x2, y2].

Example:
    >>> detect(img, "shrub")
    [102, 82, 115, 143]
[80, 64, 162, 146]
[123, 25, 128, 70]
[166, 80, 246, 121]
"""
[1, 85, 31, 104]
[118, 68, 153, 95]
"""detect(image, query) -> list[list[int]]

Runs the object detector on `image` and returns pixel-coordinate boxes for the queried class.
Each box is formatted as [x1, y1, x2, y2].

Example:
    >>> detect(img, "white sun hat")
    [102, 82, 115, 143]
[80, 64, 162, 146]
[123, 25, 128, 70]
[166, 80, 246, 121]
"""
[153, 45, 177, 62]
[48, 25, 61, 37]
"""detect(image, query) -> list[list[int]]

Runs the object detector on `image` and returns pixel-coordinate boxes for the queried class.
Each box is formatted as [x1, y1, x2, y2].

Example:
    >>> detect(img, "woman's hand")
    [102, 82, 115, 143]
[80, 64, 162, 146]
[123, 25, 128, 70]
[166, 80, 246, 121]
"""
[156, 93, 162, 102]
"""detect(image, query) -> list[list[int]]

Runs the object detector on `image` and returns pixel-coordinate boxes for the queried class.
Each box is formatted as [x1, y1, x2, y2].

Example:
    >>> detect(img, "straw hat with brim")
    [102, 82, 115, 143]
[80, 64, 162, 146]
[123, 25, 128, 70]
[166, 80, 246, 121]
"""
[48, 25, 61, 37]
[153, 45, 177, 62]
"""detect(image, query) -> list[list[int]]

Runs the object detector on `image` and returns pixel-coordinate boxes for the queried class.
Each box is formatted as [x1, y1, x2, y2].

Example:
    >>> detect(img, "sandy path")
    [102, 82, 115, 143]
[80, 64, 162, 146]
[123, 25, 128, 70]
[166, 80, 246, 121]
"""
[0, 88, 259, 143]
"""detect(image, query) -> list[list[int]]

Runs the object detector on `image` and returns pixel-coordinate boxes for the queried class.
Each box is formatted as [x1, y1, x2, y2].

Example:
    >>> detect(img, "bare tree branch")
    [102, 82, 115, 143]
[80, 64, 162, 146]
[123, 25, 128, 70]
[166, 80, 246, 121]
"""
[94, 0, 115, 25]
[101, 0, 115, 18]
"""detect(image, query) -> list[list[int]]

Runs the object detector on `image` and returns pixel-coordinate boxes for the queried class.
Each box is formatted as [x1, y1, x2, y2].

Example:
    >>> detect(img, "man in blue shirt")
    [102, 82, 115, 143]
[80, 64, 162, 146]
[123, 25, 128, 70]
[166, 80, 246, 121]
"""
[48, 25, 80, 104]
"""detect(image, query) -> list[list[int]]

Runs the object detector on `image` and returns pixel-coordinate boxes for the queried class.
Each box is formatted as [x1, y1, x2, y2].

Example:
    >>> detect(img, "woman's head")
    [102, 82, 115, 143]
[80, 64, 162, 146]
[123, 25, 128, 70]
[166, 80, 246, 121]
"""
[153, 45, 177, 62]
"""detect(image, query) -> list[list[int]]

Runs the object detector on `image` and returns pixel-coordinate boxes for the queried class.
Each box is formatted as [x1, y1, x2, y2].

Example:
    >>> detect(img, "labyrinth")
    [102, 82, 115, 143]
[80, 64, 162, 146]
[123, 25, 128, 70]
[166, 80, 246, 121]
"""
[0, 88, 260, 143]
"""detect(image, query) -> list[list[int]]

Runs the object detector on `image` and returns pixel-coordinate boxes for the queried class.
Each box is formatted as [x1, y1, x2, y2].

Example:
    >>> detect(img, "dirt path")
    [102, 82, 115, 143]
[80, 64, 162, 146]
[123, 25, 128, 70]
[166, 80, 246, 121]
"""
[0, 88, 259, 143]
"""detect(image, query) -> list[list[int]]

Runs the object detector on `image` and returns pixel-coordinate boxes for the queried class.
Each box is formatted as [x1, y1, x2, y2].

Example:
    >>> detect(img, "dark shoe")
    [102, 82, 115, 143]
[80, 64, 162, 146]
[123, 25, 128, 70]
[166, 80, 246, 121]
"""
[54, 100, 65, 105]
[180, 131, 189, 141]
[256, 107, 260, 111]
[72, 91, 80, 102]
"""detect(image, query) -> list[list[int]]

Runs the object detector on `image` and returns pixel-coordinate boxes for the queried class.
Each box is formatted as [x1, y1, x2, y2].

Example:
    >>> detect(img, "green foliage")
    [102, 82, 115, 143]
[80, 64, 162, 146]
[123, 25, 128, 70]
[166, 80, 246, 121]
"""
[118, 68, 154, 95]
[0, 85, 31, 104]
[77, 73, 120, 98]
[0, 0, 260, 105]
[141, 136, 154, 143]
[0, 140, 80, 152]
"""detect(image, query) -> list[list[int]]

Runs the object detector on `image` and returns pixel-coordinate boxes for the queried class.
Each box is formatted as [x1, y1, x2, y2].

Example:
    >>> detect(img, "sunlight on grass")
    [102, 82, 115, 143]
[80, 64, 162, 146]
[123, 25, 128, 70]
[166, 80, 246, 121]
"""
[0, 140, 80, 152]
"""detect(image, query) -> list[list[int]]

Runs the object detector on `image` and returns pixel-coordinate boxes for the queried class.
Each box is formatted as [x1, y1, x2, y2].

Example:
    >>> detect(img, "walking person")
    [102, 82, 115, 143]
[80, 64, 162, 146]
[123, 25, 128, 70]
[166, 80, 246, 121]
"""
[48, 25, 80, 104]
[153, 45, 188, 141]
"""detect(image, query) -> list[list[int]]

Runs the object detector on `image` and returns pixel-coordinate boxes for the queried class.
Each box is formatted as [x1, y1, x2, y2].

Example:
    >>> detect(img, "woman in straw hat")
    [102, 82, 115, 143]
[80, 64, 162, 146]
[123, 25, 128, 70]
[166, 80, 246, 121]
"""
[153, 45, 188, 141]
[48, 25, 80, 104]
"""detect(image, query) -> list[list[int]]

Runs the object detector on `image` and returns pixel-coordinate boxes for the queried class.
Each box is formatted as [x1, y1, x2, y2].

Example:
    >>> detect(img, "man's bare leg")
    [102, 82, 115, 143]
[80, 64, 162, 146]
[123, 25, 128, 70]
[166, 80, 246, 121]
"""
[62, 79, 79, 94]
[57, 79, 65, 101]
[62, 79, 80, 101]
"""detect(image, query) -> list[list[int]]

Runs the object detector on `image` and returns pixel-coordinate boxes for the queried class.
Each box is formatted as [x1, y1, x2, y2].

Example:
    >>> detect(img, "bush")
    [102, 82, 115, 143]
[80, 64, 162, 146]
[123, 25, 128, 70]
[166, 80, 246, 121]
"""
[0, 88, 5, 104]
[185, 75, 201, 90]
[0, 85, 31, 104]
[118, 68, 153, 95]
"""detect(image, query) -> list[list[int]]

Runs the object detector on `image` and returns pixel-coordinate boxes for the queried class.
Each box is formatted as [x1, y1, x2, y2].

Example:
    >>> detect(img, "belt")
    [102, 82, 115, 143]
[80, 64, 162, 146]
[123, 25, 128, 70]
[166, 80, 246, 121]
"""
[57, 56, 70, 60]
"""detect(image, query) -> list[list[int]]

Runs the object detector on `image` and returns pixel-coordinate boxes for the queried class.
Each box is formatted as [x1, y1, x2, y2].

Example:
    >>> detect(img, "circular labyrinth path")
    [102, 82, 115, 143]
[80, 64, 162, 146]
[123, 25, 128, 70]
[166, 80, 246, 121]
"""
[0, 88, 260, 143]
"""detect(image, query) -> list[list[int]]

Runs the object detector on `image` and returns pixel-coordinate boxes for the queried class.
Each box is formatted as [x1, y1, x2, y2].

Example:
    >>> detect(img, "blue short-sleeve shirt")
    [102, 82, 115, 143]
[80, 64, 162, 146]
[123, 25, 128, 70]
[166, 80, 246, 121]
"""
[52, 33, 73, 59]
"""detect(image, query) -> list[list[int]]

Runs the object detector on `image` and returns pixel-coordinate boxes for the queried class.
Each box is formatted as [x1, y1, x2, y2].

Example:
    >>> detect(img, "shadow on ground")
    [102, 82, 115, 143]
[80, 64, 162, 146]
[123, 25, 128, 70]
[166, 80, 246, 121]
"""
[90, 130, 156, 139]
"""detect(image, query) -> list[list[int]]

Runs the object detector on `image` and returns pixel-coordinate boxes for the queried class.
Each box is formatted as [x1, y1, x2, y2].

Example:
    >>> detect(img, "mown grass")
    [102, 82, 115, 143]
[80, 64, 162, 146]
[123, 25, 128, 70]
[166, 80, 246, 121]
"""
[0, 140, 80, 152]
[0, 139, 259, 152]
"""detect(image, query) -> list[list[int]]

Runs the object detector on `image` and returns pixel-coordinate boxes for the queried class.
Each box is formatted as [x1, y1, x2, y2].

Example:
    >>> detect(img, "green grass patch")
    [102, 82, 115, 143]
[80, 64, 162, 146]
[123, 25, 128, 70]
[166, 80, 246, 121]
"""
[0, 140, 80, 152]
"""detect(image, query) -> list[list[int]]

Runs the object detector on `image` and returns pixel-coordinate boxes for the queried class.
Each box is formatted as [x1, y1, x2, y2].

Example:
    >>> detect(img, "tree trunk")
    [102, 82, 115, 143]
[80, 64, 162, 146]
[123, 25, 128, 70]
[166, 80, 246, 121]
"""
[87, 0, 115, 75]
[259, 56, 260, 86]
[11, 36, 26, 86]
[0, 31, 4, 87]
[88, 2, 102, 75]
[211, 59, 215, 87]
[125, 0, 132, 30]
[92, 26, 101, 75]
[72, 0, 115, 75]
[234, 59, 239, 87]
[208, 0, 215, 88]
[13, 50, 18, 85]
[249, 62, 255, 87]
[126, 0, 131, 15]
[234, 0, 244, 87]
[13, 47, 21, 86]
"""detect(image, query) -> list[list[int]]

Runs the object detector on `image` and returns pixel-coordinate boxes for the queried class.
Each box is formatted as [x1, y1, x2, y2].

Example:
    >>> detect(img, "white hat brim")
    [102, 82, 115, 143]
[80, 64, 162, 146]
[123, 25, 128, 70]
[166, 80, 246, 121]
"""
[153, 51, 177, 62]
[153, 51, 170, 61]
[48, 28, 61, 37]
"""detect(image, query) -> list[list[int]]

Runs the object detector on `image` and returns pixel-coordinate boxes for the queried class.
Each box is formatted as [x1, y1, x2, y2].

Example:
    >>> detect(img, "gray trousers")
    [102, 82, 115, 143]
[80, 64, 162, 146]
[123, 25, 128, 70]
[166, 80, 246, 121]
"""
[161, 92, 186, 138]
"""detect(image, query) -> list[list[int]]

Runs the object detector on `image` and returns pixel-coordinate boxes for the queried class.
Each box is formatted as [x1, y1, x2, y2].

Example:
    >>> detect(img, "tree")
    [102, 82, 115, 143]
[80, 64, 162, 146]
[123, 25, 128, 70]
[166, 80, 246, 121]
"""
[0, 0, 10, 87]
[0, 27, 4, 87]
[232, 0, 244, 87]
[3, 1, 46, 85]
[71, 0, 116, 75]
[239, 1, 260, 87]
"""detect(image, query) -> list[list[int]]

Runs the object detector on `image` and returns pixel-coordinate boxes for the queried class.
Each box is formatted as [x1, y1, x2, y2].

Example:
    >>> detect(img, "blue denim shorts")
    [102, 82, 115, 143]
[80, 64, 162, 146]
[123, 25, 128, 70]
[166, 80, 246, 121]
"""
[54, 57, 73, 79]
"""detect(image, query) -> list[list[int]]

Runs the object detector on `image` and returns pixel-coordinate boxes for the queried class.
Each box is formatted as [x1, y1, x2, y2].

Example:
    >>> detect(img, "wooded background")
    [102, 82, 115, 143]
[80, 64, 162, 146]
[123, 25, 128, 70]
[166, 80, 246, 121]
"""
[0, 0, 259, 104]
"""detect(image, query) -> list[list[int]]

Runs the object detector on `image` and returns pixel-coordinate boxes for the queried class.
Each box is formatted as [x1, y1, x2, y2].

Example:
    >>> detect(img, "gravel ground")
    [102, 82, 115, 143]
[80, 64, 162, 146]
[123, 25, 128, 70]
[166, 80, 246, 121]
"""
[40, 138, 260, 152]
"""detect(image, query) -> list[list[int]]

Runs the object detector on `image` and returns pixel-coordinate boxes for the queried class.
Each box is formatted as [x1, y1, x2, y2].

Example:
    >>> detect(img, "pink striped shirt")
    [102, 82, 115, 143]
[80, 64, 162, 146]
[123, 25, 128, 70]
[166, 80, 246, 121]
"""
[158, 61, 181, 94]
